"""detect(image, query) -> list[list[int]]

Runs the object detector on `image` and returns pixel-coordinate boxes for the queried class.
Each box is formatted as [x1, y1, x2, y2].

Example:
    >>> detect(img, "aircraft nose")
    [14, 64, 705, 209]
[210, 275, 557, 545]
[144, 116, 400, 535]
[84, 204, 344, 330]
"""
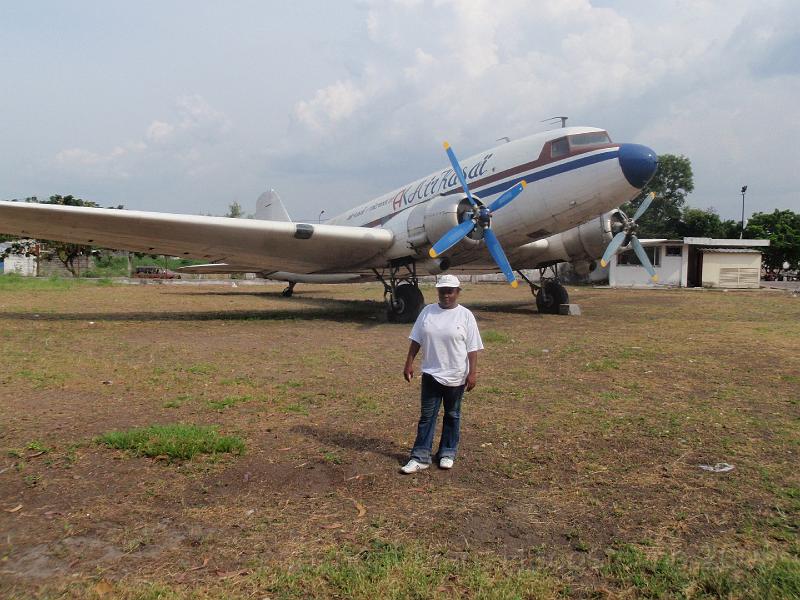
[618, 143, 658, 189]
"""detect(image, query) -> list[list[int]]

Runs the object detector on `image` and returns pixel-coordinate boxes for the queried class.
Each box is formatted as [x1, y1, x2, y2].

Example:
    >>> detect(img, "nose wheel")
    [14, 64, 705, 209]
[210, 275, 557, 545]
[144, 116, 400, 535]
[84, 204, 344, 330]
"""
[536, 280, 569, 314]
[517, 266, 570, 314]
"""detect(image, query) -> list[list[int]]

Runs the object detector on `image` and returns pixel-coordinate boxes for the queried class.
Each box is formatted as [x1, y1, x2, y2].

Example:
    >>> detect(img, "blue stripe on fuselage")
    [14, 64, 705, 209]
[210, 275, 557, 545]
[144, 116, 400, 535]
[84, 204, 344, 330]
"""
[470, 148, 619, 200]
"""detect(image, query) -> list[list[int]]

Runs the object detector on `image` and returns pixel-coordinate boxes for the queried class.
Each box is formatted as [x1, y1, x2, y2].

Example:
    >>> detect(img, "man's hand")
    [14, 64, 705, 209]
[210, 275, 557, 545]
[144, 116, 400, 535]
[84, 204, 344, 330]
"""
[404, 341, 420, 383]
[465, 371, 477, 391]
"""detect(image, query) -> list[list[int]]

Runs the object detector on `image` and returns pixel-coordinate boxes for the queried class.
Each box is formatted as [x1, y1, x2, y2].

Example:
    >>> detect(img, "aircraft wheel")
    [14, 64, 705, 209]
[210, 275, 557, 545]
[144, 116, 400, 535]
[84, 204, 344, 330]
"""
[281, 285, 294, 297]
[387, 284, 424, 323]
[536, 281, 569, 314]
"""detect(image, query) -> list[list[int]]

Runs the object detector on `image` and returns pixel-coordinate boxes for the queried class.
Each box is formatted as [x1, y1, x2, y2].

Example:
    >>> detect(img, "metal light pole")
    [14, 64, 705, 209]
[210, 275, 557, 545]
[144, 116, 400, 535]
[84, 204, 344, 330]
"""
[740, 185, 748, 239]
[318, 210, 326, 223]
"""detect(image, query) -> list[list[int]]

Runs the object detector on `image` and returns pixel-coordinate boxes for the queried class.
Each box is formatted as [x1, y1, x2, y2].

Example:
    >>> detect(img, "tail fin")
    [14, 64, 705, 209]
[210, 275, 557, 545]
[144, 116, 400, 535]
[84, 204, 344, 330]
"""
[254, 189, 292, 222]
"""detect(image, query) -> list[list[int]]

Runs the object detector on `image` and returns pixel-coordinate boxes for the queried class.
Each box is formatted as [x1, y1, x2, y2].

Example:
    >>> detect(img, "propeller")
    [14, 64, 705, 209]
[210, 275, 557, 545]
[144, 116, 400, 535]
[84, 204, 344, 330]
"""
[600, 191, 659, 282]
[429, 141, 526, 287]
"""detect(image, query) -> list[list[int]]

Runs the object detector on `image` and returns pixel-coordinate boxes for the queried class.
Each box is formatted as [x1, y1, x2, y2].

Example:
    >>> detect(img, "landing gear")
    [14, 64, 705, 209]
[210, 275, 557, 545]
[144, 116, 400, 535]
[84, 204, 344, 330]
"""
[517, 265, 569, 315]
[281, 282, 296, 297]
[536, 280, 569, 314]
[374, 260, 424, 323]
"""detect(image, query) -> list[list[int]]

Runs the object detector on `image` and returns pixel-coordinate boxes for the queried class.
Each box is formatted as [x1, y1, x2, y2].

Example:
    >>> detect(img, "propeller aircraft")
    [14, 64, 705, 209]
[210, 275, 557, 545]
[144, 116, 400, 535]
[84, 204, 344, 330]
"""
[0, 126, 658, 321]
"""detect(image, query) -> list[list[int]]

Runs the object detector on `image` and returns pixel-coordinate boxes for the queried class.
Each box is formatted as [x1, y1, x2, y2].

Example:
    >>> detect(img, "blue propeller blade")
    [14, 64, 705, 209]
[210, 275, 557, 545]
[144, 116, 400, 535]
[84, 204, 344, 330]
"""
[600, 231, 627, 268]
[484, 228, 518, 287]
[487, 180, 527, 213]
[429, 218, 477, 258]
[632, 192, 655, 221]
[443, 142, 478, 208]
[631, 236, 658, 282]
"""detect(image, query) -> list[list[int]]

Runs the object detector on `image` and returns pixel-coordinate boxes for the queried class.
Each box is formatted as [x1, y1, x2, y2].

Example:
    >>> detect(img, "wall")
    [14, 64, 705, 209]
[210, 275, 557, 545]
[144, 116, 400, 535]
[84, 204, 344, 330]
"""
[701, 252, 761, 288]
[3, 254, 37, 276]
[609, 246, 684, 287]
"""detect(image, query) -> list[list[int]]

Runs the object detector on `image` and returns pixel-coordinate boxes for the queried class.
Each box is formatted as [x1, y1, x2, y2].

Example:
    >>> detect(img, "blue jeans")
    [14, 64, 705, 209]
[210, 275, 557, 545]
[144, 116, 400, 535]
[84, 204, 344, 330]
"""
[410, 373, 465, 464]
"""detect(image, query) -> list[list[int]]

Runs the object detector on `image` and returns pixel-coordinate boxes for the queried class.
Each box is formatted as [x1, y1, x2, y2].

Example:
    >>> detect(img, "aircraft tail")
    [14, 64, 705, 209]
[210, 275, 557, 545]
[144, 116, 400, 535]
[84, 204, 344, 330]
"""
[255, 189, 292, 222]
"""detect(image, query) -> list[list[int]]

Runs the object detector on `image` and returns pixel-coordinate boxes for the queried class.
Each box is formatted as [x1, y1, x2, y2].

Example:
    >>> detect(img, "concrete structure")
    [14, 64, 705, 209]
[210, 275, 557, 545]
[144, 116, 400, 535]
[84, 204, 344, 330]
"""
[609, 238, 770, 288]
[698, 249, 762, 288]
[0, 241, 95, 277]
[0, 242, 37, 276]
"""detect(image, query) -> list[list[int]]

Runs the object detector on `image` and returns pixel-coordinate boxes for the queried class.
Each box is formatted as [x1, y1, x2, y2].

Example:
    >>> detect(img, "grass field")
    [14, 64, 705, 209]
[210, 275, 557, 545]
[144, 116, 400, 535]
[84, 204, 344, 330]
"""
[0, 278, 798, 598]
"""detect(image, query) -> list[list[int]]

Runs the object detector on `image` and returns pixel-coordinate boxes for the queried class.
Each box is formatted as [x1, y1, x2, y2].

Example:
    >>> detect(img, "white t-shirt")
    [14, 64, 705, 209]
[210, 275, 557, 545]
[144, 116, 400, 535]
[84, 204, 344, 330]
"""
[409, 303, 484, 386]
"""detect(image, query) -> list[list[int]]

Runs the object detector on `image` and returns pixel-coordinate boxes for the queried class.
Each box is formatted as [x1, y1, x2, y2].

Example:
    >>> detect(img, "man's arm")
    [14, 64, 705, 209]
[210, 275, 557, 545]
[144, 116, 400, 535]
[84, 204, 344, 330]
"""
[465, 350, 478, 391]
[404, 340, 421, 382]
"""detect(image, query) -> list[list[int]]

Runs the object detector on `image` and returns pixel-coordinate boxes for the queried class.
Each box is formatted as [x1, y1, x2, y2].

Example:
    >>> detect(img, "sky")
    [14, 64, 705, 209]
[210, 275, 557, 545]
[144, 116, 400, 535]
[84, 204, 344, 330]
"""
[1, 0, 798, 222]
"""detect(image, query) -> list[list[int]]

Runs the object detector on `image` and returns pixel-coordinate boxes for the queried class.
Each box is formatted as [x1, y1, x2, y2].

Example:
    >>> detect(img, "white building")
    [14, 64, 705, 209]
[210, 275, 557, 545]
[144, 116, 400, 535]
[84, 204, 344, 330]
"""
[609, 237, 770, 289]
[0, 242, 37, 276]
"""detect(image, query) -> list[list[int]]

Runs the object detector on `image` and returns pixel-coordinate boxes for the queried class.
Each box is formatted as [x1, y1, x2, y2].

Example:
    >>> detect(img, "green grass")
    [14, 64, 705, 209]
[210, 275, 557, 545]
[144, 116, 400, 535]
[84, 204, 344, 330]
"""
[207, 394, 252, 411]
[281, 402, 309, 415]
[603, 545, 800, 599]
[0, 273, 111, 290]
[163, 394, 193, 408]
[586, 357, 620, 371]
[352, 394, 379, 412]
[184, 363, 216, 375]
[604, 545, 689, 597]
[322, 450, 343, 464]
[482, 330, 511, 344]
[15, 368, 66, 389]
[26, 440, 51, 453]
[258, 540, 559, 599]
[20, 540, 561, 599]
[95, 424, 244, 460]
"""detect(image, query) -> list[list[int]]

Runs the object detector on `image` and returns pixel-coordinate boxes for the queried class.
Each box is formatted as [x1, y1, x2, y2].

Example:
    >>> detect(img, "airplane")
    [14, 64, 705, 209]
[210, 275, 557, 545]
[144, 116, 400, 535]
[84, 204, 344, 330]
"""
[0, 126, 658, 322]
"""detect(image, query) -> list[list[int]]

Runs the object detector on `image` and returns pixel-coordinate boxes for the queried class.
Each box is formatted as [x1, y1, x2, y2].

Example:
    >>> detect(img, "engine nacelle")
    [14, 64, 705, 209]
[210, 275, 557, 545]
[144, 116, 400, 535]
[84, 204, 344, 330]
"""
[404, 194, 482, 256]
[511, 210, 623, 268]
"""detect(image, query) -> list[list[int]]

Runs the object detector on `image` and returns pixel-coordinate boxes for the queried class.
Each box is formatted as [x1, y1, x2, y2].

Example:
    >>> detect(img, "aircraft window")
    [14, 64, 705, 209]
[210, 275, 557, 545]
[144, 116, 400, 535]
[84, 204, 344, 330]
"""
[569, 132, 611, 147]
[551, 138, 569, 158]
[617, 246, 661, 267]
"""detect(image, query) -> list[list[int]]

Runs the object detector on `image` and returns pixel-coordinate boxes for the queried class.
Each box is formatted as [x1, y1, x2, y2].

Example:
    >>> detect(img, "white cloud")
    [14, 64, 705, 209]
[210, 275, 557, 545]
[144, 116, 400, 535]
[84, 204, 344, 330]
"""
[146, 121, 175, 143]
[53, 96, 232, 181]
[282, 0, 799, 216]
[10, 1, 796, 217]
[295, 80, 369, 131]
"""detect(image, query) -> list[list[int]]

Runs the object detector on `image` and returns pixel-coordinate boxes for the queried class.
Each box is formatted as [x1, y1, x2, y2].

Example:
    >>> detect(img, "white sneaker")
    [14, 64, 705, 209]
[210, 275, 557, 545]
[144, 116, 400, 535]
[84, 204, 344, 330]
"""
[439, 457, 454, 469]
[400, 459, 430, 474]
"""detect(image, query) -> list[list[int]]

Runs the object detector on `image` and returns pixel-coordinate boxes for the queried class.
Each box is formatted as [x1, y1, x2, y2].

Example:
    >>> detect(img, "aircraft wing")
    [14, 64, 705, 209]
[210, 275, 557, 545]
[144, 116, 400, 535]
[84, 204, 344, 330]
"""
[0, 201, 394, 273]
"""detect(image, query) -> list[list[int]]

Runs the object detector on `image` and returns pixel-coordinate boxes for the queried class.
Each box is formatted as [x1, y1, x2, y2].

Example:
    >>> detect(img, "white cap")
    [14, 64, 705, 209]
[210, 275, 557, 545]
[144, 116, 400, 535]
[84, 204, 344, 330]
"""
[435, 274, 461, 288]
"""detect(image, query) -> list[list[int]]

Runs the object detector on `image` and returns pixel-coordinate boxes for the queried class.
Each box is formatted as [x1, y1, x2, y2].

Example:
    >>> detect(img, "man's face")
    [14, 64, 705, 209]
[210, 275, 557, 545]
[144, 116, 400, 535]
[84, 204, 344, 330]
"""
[437, 286, 460, 309]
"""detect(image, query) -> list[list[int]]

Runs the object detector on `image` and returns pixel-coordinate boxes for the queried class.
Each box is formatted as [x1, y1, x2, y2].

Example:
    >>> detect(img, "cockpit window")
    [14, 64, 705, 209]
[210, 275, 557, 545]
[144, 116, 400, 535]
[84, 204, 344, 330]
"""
[568, 131, 611, 147]
[551, 137, 569, 158]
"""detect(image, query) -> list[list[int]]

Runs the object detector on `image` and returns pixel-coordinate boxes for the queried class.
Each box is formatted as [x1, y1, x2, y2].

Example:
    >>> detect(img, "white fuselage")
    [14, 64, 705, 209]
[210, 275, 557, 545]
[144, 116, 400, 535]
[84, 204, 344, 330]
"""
[326, 127, 641, 270]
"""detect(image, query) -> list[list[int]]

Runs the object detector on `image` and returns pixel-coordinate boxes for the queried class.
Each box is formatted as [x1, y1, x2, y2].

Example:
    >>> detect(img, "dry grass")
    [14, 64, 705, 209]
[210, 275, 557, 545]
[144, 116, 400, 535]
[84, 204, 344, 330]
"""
[0, 278, 798, 598]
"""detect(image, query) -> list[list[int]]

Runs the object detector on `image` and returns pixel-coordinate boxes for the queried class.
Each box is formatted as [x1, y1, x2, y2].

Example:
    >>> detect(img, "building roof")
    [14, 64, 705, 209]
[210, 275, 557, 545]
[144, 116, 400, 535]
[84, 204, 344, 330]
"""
[684, 237, 770, 247]
[699, 248, 762, 254]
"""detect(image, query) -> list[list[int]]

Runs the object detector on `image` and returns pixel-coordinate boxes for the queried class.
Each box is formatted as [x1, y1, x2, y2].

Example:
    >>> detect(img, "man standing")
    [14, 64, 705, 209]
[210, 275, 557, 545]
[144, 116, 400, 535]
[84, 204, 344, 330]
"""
[401, 274, 483, 473]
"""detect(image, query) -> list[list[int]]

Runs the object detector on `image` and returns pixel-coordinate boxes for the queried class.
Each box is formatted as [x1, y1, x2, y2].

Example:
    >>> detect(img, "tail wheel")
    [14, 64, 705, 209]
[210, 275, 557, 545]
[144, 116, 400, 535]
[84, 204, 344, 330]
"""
[536, 281, 569, 314]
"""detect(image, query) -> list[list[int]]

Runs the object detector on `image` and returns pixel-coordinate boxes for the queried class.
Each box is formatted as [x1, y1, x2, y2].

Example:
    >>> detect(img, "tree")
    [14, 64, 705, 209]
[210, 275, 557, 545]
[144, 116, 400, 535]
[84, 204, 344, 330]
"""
[720, 219, 741, 239]
[225, 201, 243, 218]
[620, 154, 694, 238]
[678, 207, 726, 238]
[744, 209, 800, 276]
[1, 195, 100, 277]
